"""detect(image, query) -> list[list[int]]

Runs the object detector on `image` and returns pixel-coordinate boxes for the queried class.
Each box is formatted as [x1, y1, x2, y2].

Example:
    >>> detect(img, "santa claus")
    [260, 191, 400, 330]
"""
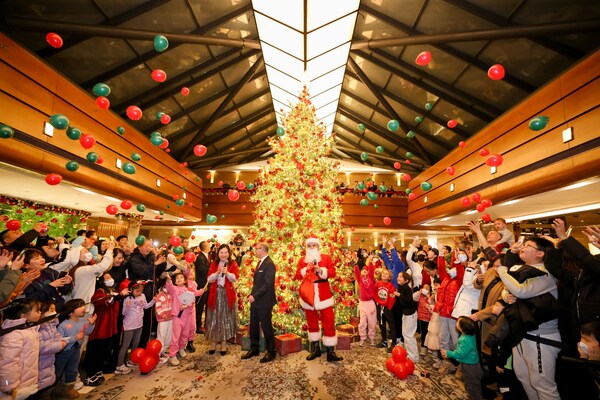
[295, 237, 343, 362]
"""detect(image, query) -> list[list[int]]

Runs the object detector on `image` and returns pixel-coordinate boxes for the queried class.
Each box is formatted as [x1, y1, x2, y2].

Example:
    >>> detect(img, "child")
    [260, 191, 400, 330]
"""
[0, 298, 42, 400]
[395, 272, 419, 363]
[55, 298, 96, 399]
[354, 259, 376, 346]
[442, 316, 482, 400]
[374, 269, 396, 352]
[425, 278, 442, 365]
[166, 271, 204, 365]
[116, 281, 155, 374]
[416, 283, 432, 356]
[185, 267, 200, 353]
[155, 275, 174, 363]
[38, 302, 66, 400]
[493, 218, 514, 247]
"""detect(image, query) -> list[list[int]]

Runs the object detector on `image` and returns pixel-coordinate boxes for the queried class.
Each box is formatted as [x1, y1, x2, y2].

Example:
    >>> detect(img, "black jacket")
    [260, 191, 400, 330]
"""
[194, 252, 210, 289]
[251, 256, 277, 308]
[128, 248, 166, 302]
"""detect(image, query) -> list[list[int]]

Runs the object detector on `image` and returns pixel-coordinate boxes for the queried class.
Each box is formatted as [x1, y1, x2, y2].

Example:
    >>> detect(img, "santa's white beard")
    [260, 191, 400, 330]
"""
[304, 248, 321, 264]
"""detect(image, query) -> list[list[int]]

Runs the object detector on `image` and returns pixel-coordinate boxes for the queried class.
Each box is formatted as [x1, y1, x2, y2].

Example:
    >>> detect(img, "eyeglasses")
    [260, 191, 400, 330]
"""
[523, 243, 542, 251]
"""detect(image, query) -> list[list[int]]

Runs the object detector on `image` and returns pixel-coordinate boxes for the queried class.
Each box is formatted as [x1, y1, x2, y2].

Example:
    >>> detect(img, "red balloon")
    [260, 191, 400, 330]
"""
[160, 114, 171, 124]
[79, 134, 96, 150]
[151, 69, 167, 83]
[393, 161, 401, 170]
[236, 181, 245, 190]
[486, 154, 504, 167]
[106, 204, 118, 215]
[482, 213, 492, 222]
[193, 144, 207, 157]
[446, 166, 455, 176]
[126, 105, 143, 120]
[472, 192, 482, 203]
[394, 362, 409, 379]
[185, 252, 195, 263]
[95, 96, 110, 110]
[415, 51, 432, 66]
[404, 358, 415, 375]
[408, 193, 416, 200]
[120, 200, 132, 210]
[458, 141, 466, 148]
[479, 148, 490, 157]
[139, 355, 158, 374]
[170, 236, 181, 246]
[476, 203, 486, 213]
[447, 119, 457, 129]
[45, 173, 62, 185]
[241, 204, 246, 210]
[145, 339, 162, 357]
[488, 64, 505, 80]
[181, 87, 190, 96]
[217, 180, 223, 187]
[6, 219, 21, 231]
[46, 32, 63, 48]
[130, 348, 146, 364]
[392, 345, 407, 363]
[191, 235, 196, 240]
[159, 138, 169, 149]
[96, 156, 104, 165]
[227, 190, 240, 201]
[350, 227, 355, 232]
[385, 357, 396, 373]
[401, 173, 411, 182]
[481, 198, 493, 208]
[383, 217, 391, 226]
[461, 196, 471, 207]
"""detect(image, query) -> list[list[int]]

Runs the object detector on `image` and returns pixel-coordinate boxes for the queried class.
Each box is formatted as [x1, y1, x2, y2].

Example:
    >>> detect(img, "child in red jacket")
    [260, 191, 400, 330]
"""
[374, 269, 397, 352]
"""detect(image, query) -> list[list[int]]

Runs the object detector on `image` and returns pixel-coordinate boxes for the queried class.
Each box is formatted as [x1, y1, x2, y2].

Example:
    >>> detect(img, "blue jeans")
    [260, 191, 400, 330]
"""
[54, 343, 81, 384]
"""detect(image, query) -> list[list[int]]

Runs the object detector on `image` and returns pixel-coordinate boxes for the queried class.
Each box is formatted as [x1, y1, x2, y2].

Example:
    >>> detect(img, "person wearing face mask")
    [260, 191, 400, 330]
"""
[406, 237, 428, 289]
[434, 248, 465, 375]
[451, 256, 481, 321]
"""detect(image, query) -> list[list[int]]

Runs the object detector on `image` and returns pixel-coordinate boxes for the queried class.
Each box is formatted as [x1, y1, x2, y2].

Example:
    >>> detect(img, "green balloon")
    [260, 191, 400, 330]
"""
[159, 211, 165, 215]
[360, 152, 368, 161]
[406, 130, 415, 139]
[131, 153, 141, 162]
[50, 114, 69, 130]
[135, 235, 146, 246]
[206, 214, 217, 224]
[376, 146, 384, 154]
[528, 116, 549, 131]
[359, 199, 369, 207]
[122, 162, 136, 174]
[117, 126, 125, 135]
[166, 204, 171, 209]
[425, 102, 433, 111]
[387, 119, 399, 131]
[276, 126, 285, 136]
[367, 191, 378, 201]
[86, 152, 98, 163]
[154, 34, 169, 52]
[66, 127, 82, 140]
[246, 183, 255, 190]
[358, 123, 366, 131]
[136, 204, 146, 212]
[415, 115, 423, 123]
[420, 181, 433, 191]
[65, 160, 79, 172]
[357, 182, 365, 191]
[173, 246, 184, 255]
[151, 131, 162, 138]
[175, 199, 184, 206]
[150, 135, 164, 146]
[0, 124, 14, 139]
[220, 214, 225, 219]
[379, 185, 387, 192]
[156, 111, 165, 120]
[374, 204, 379, 209]
[92, 83, 111, 97]
[405, 188, 412, 195]
[179, 234, 185, 239]
[406, 152, 414, 159]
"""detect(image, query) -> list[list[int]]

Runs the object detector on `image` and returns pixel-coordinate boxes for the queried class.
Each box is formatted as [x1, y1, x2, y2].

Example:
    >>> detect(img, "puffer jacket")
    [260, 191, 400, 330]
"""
[38, 318, 64, 390]
[434, 255, 464, 318]
[0, 318, 40, 400]
[452, 265, 481, 318]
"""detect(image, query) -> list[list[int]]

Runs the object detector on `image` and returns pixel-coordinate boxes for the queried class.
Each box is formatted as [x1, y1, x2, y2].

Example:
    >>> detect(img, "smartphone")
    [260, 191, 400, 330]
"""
[566, 226, 573, 237]
[518, 236, 525, 245]
[480, 264, 487, 274]
[578, 341, 588, 355]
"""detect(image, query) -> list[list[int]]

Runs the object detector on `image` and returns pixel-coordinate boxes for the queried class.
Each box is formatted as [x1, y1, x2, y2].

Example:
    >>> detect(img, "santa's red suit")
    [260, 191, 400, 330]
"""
[295, 253, 338, 346]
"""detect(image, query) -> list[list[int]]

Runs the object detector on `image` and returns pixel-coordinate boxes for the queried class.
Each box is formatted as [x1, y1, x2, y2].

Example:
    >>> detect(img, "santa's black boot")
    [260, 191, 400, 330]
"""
[306, 341, 322, 361]
[326, 346, 343, 362]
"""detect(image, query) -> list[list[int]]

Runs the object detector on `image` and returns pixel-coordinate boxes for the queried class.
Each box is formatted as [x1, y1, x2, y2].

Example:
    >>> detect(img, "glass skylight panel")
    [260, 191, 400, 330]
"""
[311, 84, 342, 109]
[306, 42, 350, 80]
[316, 101, 339, 121]
[306, 0, 360, 31]
[306, 13, 356, 60]
[273, 99, 292, 114]
[260, 41, 304, 77]
[254, 12, 303, 58]
[308, 66, 346, 97]
[265, 65, 301, 93]
[252, 0, 304, 31]
[269, 84, 299, 105]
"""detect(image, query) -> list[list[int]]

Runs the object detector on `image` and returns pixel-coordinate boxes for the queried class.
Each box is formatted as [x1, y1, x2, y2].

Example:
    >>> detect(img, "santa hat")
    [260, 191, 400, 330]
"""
[305, 236, 320, 246]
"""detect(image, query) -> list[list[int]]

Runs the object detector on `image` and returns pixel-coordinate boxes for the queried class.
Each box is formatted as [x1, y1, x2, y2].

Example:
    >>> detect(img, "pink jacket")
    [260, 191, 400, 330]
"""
[38, 319, 64, 389]
[0, 318, 40, 399]
[166, 279, 203, 318]
[155, 289, 173, 322]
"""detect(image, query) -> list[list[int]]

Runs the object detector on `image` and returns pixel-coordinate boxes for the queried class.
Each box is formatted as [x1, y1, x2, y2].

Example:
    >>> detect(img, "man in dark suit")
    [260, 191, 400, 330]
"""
[241, 242, 277, 363]
[194, 241, 211, 335]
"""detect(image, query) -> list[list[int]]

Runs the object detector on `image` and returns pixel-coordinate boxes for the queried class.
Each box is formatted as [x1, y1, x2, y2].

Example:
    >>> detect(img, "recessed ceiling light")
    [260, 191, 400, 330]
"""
[500, 199, 522, 206]
[560, 181, 595, 191]
[104, 196, 120, 202]
[506, 203, 600, 223]
[74, 187, 99, 196]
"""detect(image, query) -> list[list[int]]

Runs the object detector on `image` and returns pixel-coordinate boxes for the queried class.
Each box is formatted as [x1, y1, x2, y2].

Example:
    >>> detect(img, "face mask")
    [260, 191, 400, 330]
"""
[421, 288, 429, 295]
[104, 279, 115, 287]
[373, 257, 379, 262]
[417, 254, 426, 262]
[448, 268, 457, 278]
[82, 252, 93, 263]
[457, 254, 468, 263]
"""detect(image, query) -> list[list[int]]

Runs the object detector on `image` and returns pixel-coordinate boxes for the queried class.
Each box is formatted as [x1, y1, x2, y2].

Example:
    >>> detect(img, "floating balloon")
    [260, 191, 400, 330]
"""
[46, 32, 63, 48]
[126, 105, 143, 121]
[405, 188, 412, 195]
[472, 192, 482, 203]
[425, 102, 433, 111]
[92, 83, 111, 97]
[150, 135, 164, 146]
[159, 138, 169, 149]
[116, 126, 125, 135]
[228, 190, 240, 201]
[0, 124, 14, 139]
[393, 161, 401, 170]
[185, 252, 195, 263]
[206, 214, 217, 224]
[359, 199, 369, 207]
[486, 154, 504, 167]
[181, 87, 190, 96]
[154, 34, 169, 52]
[65, 161, 79, 172]
[405, 152, 414, 159]
[135, 235, 146, 245]
[481, 198, 493, 208]
[79, 134, 96, 150]
[357, 182, 366, 190]
[447, 119, 457, 129]
[383, 217, 391, 226]
[476, 203, 486, 213]
[367, 192, 378, 201]
[420, 181, 432, 191]
[376, 146, 384, 154]
[408, 193, 416, 200]
[481, 213, 492, 222]
[446, 166, 456, 176]
[236, 181, 245, 190]
[415, 115, 423, 123]
[85, 152, 98, 163]
[66, 127, 82, 140]
[458, 141, 466, 148]
[173, 246, 184, 255]
[406, 130, 415, 139]
[45, 173, 62, 185]
[461, 196, 471, 207]
[131, 153, 141, 162]
[49, 114, 69, 130]
[528, 116, 549, 131]
[170, 236, 181, 247]
[379, 185, 387, 192]
[96, 156, 104, 165]
[401, 173, 411, 182]
[106, 204, 118, 215]
[139, 355, 158, 374]
[6, 219, 21, 231]
[136, 204, 146, 212]
[387, 119, 399, 131]
[175, 199, 184, 206]
[415, 51, 432, 66]
[120, 200, 132, 210]
[487, 64, 505, 80]
[95, 96, 110, 110]
[358, 123, 366, 131]
[160, 114, 171, 124]
[479, 148, 490, 157]
[360, 152, 368, 161]
[156, 111, 165, 120]
[276, 126, 285, 136]
[122, 162, 136, 174]
[151, 69, 167, 83]
[194, 144, 207, 157]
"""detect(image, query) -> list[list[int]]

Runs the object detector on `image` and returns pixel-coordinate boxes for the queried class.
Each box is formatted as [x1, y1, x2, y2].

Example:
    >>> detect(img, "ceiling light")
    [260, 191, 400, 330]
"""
[505, 203, 600, 223]
[560, 180, 597, 191]
[464, 210, 478, 215]
[499, 199, 522, 206]
[104, 195, 120, 202]
[74, 187, 99, 196]
[43, 122, 54, 137]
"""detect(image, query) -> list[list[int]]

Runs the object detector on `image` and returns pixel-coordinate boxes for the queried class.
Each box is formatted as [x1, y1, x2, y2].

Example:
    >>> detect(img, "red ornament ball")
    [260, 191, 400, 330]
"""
[45, 173, 62, 186]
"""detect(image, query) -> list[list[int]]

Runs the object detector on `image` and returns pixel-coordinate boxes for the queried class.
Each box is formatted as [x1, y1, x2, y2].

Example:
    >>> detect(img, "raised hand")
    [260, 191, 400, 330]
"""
[10, 253, 25, 271]
[551, 218, 568, 240]
[0, 249, 13, 269]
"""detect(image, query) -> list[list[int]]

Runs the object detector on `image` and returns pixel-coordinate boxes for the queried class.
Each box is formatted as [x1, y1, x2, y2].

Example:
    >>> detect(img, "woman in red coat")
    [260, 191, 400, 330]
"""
[205, 244, 239, 355]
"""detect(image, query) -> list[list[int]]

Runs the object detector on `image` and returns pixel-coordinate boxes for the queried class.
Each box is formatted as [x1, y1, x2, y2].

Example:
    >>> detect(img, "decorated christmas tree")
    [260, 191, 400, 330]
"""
[235, 88, 356, 336]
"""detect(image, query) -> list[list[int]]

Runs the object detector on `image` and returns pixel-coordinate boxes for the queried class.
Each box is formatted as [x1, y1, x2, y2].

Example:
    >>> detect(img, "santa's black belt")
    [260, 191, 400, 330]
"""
[314, 279, 327, 283]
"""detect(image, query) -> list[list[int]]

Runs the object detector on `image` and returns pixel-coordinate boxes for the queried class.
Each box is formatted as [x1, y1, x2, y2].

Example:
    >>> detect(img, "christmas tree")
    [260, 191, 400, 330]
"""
[235, 87, 357, 336]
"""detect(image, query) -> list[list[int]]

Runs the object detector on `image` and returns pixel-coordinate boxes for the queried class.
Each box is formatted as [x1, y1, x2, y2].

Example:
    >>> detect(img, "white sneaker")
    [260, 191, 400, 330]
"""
[359, 340, 365, 347]
[432, 358, 444, 368]
[169, 356, 180, 366]
[178, 349, 187, 358]
[125, 360, 136, 368]
[115, 365, 132, 375]
[73, 380, 84, 391]
[159, 355, 169, 364]
[420, 347, 428, 356]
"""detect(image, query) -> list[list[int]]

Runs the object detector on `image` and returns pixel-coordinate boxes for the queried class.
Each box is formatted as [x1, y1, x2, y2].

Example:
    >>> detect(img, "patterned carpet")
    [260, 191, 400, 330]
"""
[82, 338, 469, 400]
